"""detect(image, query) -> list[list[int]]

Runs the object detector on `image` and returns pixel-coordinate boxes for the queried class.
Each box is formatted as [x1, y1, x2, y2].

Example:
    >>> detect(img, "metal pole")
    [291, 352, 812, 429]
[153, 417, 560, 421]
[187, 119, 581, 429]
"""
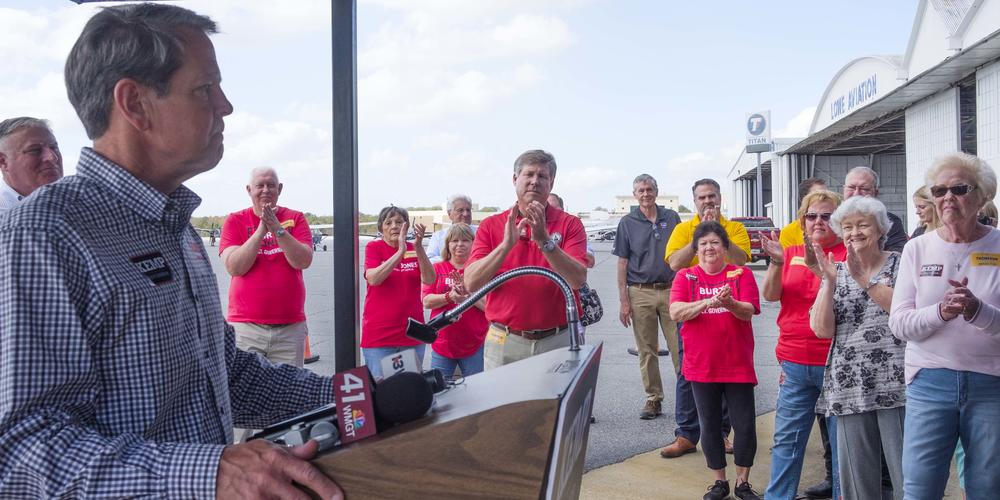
[332, 0, 359, 372]
[755, 152, 763, 216]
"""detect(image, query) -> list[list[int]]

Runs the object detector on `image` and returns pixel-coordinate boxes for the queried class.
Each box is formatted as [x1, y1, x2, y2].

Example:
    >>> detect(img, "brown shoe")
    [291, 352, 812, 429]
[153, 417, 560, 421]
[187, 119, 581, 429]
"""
[724, 437, 734, 454]
[639, 400, 662, 420]
[659, 436, 697, 458]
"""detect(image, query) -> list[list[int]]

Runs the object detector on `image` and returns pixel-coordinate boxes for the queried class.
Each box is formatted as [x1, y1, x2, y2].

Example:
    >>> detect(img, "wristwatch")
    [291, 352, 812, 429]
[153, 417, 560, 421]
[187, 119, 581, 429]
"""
[275, 227, 287, 238]
[539, 238, 557, 253]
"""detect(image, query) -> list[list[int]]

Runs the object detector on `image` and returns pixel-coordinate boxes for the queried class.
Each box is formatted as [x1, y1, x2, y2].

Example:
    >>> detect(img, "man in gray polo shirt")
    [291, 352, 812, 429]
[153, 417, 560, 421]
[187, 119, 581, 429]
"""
[613, 174, 681, 419]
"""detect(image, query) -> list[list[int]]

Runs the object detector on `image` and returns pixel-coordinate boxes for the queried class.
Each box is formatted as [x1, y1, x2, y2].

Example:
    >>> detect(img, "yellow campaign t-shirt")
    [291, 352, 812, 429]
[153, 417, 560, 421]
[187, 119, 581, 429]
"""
[664, 215, 751, 267]
[779, 219, 804, 248]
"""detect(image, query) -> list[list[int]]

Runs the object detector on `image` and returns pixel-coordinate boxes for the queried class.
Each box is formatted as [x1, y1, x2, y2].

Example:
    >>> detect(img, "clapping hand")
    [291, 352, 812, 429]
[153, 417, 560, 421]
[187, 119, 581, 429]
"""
[715, 284, 735, 309]
[447, 270, 470, 304]
[803, 230, 820, 276]
[701, 205, 719, 222]
[813, 243, 837, 283]
[412, 223, 427, 245]
[845, 243, 867, 289]
[759, 231, 784, 264]
[501, 204, 528, 251]
[259, 203, 283, 235]
[523, 201, 549, 244]
[940, 277, 980, 321]
[396, 221, 410, 251]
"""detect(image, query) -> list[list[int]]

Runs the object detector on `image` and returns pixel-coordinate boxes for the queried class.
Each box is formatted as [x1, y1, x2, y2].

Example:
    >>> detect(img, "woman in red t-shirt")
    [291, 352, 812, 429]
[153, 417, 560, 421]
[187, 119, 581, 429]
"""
[669, 221, 762, 500]
[757, 190, 845, 499]
[421, 223, 488, 379]
[362, 206, 435, 379]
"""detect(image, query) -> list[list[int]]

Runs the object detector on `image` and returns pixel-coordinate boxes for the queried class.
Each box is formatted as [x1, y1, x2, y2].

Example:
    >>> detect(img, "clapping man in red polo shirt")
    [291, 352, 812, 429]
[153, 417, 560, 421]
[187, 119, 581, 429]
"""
[220, 167, 314, 367]
[464, 150, 588, 369]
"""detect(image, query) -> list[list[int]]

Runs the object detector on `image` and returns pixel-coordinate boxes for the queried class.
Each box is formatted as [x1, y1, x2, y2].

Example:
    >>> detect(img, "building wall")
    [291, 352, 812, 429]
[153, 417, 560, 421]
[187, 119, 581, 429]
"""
[907, 3, 952, 78]
[905, 87, 960, 232]
[979, 59, 1000, 167]
[964, 0, 1000, 49]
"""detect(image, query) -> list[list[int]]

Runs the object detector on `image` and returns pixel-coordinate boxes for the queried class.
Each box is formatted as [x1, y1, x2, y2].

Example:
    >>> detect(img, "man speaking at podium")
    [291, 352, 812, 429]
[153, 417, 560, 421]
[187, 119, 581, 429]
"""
[0, 5, 341, 499]
[464, 150, 588, 369]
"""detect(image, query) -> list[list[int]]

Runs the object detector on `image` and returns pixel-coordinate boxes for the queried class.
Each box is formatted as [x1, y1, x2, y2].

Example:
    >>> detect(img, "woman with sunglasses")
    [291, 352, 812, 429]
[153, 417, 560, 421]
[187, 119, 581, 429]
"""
[910, 185, 941, 238]
[758, 190, 846, 500]
[811, 195, 905, 500]
[889, 152, 1000, 499]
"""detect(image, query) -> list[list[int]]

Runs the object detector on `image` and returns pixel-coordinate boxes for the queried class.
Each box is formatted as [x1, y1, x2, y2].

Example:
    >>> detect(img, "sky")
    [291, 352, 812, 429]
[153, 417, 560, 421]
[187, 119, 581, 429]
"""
[0, 0, 919, 216]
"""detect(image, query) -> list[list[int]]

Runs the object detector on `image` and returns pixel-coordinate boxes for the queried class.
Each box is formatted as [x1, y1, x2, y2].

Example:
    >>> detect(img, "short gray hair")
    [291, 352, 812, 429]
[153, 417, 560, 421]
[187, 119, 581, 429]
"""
[65, 3, 218, 139]
[830, 196, 892, 249]
[925, 152, 997, 207]
[0, 117, 52, 151]
[846, 166, 880, 189]
[513, 149, 557, 177]
[249, 167, 279, 184]
[633, 174, 658, 191]
[446, 193, 472, 212]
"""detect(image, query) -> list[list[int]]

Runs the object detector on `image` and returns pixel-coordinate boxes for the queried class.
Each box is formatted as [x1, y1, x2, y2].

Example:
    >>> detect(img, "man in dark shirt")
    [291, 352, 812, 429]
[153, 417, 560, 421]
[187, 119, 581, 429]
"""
[613, 174, 681, 420]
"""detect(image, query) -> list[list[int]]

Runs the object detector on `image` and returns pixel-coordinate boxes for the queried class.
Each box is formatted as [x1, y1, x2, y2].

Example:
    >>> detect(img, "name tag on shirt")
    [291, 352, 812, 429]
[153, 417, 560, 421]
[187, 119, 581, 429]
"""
[789, 256, 807, 267]
[404, 250, 417, 259]
[971, 253, 1000, 267]
[130, 252, 173, 285]
[919, 264, 943, 277]
[726, 268, 744, 279]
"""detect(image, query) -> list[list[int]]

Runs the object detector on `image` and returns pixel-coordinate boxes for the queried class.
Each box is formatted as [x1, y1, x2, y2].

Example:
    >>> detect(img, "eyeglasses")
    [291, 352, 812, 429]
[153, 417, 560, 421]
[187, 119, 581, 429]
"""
[804, 212, 832, 222]
[930, 184, 977, 198]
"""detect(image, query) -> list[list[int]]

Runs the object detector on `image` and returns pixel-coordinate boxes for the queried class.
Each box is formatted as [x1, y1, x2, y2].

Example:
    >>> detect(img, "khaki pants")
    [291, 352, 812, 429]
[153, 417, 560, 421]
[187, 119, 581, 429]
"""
[484, 324, 571, 370]
[628, 286, 679, 402]
[233, 321, 308, 367]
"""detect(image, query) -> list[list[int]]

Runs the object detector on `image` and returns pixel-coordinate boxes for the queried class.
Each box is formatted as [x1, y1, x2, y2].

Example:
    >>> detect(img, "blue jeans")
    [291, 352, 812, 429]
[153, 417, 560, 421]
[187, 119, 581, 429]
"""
[361, 345, 426, 380]
[766, 361, 828, 500]
[430, 346, 484, 379]
[675, 331, 730, 444]
[903, 368, 1000, 499]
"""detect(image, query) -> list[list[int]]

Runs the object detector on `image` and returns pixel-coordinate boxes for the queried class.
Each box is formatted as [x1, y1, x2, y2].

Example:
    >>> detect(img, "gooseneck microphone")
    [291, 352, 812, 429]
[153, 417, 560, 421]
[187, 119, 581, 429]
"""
[406, 266, 584, 351]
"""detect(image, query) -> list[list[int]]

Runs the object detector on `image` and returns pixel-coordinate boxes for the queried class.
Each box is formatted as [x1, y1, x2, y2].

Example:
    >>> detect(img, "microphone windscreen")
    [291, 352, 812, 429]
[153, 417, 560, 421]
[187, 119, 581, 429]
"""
[375, 371, 433, 424]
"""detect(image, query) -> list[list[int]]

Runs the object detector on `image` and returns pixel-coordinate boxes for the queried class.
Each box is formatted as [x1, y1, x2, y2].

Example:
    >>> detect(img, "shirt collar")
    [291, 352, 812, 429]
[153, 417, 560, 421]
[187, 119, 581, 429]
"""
[628, 205, 672, 223]
[75, 148, 202, 229]
[0, 177, 23, 205]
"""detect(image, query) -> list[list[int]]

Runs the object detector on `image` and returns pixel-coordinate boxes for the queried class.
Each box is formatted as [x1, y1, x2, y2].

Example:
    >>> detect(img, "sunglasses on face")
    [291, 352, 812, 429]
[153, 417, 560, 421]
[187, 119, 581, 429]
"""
[930, 184, 977, 198]
[804, 212, 832, 222]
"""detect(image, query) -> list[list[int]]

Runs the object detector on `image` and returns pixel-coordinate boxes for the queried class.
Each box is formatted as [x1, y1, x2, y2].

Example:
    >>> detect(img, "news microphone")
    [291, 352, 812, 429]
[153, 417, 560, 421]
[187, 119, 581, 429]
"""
[251, 366, 436, 448]
[378, 349, 447, 393]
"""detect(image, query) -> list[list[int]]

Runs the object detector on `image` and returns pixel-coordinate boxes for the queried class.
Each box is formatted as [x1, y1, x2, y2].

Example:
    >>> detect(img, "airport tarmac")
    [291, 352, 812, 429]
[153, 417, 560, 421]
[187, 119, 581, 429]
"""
[207, 239, 960, 498]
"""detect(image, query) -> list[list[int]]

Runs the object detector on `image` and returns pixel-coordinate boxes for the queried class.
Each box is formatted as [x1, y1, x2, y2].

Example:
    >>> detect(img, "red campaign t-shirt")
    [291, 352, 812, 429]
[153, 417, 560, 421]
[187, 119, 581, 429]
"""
[775, 242, 847, 366]
[421, 260, 489, 359]
[468, 204, 588, 331]
[361, 239, 424, 348]
[670, 264, 760, 384]
[219, 206, 312, 323]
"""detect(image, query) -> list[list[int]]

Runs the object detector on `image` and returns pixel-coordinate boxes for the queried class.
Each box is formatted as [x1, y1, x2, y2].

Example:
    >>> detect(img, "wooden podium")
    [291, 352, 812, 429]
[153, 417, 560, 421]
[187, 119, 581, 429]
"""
[312, 342, 602, 499]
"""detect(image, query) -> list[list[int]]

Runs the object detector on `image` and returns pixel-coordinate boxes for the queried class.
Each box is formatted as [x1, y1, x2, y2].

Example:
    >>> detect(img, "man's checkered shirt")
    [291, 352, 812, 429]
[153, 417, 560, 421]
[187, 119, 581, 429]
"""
[0, 148, 333, 498]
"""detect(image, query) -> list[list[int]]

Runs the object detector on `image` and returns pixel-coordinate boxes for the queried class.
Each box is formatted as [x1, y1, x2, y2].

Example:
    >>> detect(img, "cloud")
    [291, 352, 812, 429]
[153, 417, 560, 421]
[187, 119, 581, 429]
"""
[411, 131, 460, 149]
[774, 106, 815, 138]
[357, 3, 575, 125]
[186, 112, 333, 215]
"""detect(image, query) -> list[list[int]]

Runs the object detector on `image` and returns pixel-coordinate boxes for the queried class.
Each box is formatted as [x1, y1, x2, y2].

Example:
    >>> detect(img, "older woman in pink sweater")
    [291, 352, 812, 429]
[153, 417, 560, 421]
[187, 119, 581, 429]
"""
[889, 152, 1000, 499]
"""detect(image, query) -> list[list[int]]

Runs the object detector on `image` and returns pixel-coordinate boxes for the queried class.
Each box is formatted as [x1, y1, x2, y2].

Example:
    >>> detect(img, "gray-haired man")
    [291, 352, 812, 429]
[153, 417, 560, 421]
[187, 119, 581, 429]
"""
[0, 4, 341, 498]
[0, 117, 63, 214]
[426, 193, 477, 262]
[842, 166, 908, 252]
[612, 174, 681, 419]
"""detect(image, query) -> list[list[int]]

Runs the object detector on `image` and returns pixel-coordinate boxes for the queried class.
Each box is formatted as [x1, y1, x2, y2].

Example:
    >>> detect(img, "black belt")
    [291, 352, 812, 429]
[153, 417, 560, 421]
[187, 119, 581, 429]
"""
[491, 323, 567, 341]
[629, 282, 669, 290]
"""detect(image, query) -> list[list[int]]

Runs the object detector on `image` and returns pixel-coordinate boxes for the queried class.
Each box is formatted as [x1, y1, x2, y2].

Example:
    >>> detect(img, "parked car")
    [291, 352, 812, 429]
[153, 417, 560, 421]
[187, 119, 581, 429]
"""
[731, 216, 778, 264]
